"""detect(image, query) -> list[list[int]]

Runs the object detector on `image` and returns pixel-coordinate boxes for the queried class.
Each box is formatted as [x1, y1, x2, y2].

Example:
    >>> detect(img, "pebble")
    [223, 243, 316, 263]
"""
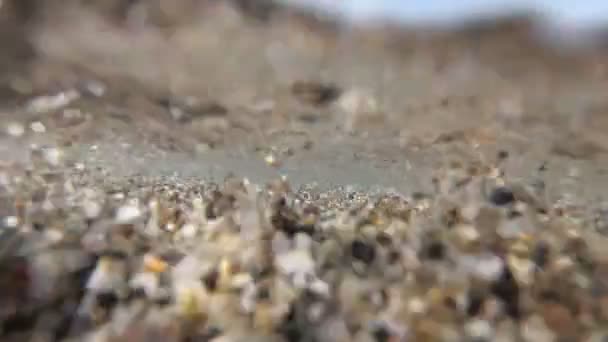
[30, 121, 46, 133]
[115, 204, 142, 223]
[42, 147, 63, 166]
[465, 319, 494, 340]
[489, 186, 516, 206]
[26, 90, 80, 113]
[351, 239, 376, 264]
[3, 215, 19, 228]
[337, 88, 382, 133]
[82, 80, 107, 97]
[521, 315, 556, 342]
[5, 122, 24, 137]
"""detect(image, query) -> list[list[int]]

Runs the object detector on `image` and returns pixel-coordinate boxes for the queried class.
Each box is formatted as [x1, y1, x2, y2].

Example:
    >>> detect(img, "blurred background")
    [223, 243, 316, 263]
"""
[0, 0, 607, 187]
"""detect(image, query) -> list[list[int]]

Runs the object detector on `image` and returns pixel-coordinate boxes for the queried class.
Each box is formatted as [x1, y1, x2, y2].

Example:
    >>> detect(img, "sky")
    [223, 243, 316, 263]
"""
[279, 0, 608, 30]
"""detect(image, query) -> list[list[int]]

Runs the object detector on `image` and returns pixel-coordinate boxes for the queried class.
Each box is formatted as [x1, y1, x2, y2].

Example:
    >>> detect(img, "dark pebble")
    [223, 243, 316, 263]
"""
[532, 241, 550, 269]
[538, 289, 561, 302]
[256, 286, 271, 301]
[127, 287, 147, 301]
[1, 311, 37, 334]
[387, 250, 401, 264]
[197, 326, 223, 341]
[351, 239, 376, 264]
[506, 210, 523, 219]
[97, 250, 128, 261]
[154, 294, 173, 307]
[467, 289, 485, 317]
[202, 269, 219, 292]
[422, 241, 446, 261]
[491, 265, 520, 320]
[95, 291, 119, 310]
[489, 187, 515, 206]
[372, 325, 391, 342]
[375, 232, 393, 247]
[277, 303, 305, 342]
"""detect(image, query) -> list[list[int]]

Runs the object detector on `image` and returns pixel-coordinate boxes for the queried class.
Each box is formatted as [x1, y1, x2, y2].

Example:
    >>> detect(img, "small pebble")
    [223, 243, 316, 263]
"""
[3, 215, 19, 228]
[351, 239, 376, 264]
[42, 147, 63, 166]
[465, 319, 494, 340]
[489, 187, 515, 206]
[5, 122, 24, 137]
[30, 121, 46, 133]
[264, 153, 281, 168]
[115, 204, 142, 223]
[83, 80, 106, 97]
[26, 90, 80, 113]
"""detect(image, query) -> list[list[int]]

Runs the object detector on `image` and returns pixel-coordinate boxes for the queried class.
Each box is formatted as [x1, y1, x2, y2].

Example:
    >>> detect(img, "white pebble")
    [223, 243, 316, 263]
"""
[83, 201, 102, 219]
[115, 204, 142, 223]
[86, 261, 126, 292]
[309, 278, 331, 297]
[4, 216, 19, 228]
[112, 193, 125, 201]
[408, 297, 427, 315]
[462, 254, 504, 282]
[45, 229, 64, 242]
[230, 273, 253, 289]
[180, 223, 198, 239]
[43, 147, 63, 166]
[170, 106, 185, 121]
[294, 232, 312, 250]
[165, 222, 177, 232]
[337, 88, 381, 132]
[307, 302, 326, 322]
[264, 153, 279, 167]
[27, 90, 80, 113]
[84, 80, 106, 97]
[465, 319, 494, 340]
[30, 121, 46, 133]
[275, 250, 315, 276]
[5, 122, 24, 137]
[240, 282, 257, 313]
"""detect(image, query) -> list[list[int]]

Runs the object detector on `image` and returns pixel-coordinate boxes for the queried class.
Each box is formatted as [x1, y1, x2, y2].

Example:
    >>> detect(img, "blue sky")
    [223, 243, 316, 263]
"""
[280, 0, 608, 29]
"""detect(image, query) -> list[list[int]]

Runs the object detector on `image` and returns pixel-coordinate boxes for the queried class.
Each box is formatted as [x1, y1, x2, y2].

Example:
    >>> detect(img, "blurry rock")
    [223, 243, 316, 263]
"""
[488, 187, 515, 206]
[30, 121, 46, 133]
[5, 122, 25, 137]
[337, 88, 383, 133]
[26, 90, 80, 114]
[169, 100, 228, 124]
[56, 108, 88, 128]
[540, 302, 580, 339]
[465, 319, 494, 341]
[552, 133, 607, 160]
[189, 113, 231, 146]
[231, 0, 279, 22]
[521, 315, 556, 342]
[79, 80, 106, 98]
[291, 81, 341, 107]
[109, 318, 182, 342]
[115, 203, 142, 224]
